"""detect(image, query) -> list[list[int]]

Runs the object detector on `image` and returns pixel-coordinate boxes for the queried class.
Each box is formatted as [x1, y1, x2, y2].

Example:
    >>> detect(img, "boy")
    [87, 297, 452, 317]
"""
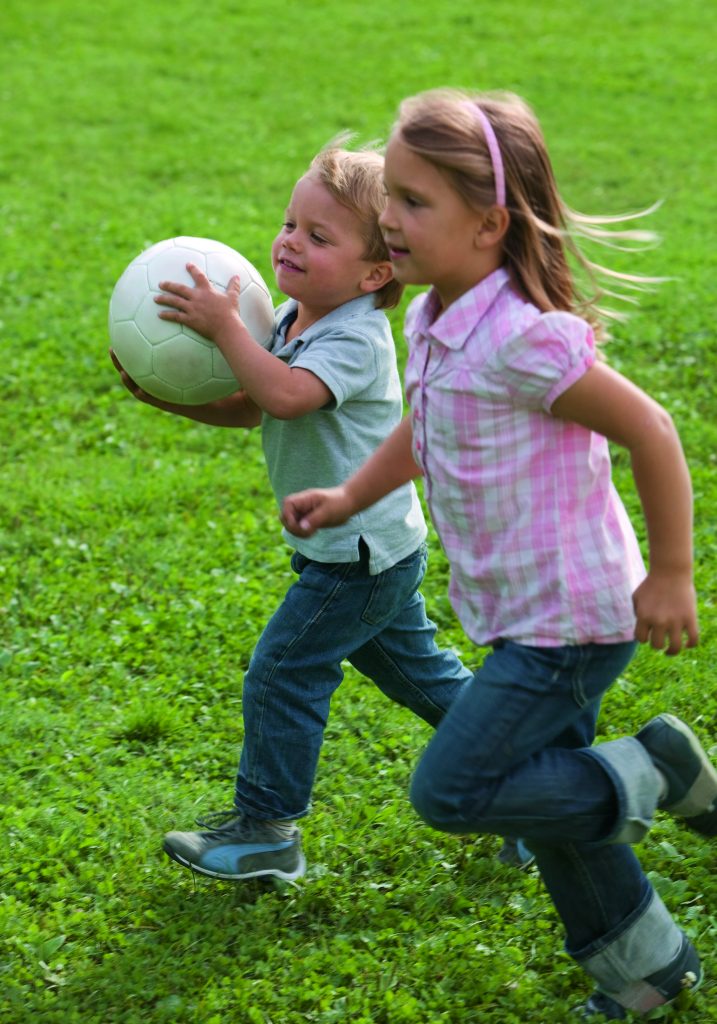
[111, 144, 474, 882]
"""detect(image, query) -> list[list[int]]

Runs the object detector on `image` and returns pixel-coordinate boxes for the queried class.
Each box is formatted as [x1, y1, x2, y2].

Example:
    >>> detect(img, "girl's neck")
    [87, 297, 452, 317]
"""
[434, 254, 505, 313]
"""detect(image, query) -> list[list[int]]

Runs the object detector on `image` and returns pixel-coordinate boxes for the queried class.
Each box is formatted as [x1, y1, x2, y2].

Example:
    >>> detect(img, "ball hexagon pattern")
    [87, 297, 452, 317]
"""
[108, 237, 275, 404]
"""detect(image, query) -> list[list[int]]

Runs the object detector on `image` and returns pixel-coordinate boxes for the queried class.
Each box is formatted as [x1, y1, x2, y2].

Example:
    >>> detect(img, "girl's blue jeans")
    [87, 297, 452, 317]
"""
[409, 639, 688, 1006]
[234, 541, 472, 821]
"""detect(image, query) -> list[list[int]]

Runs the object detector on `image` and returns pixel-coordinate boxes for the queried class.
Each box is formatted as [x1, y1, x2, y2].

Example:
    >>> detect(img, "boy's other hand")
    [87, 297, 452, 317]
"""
[110, 347, 151, 402]
[281, 487, 354, 537]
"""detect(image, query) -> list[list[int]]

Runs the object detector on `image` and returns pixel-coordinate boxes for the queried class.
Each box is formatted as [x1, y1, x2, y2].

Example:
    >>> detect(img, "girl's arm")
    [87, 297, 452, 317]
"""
[110, 348, 262, 427]
[551, 361, 698, 656]
[281, 416, 421, 534]
[155, 264, 332, 420]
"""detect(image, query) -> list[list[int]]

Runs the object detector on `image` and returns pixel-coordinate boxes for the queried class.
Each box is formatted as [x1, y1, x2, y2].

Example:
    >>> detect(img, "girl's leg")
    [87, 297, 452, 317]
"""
[408, 640, 698, 1010]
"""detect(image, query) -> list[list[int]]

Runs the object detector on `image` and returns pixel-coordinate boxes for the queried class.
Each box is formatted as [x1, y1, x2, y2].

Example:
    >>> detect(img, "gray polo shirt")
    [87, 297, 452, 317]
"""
[262, 295, 427, 574]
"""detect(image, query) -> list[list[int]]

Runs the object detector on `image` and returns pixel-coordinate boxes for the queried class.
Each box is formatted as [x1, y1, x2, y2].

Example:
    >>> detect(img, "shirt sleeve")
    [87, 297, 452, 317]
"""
[494, 311, 596, 412]
[289, 325, 380, 408]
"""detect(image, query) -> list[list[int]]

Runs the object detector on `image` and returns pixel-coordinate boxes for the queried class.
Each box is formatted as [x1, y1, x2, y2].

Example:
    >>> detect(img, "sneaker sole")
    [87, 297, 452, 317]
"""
[654, 715, 717, 821]
[163, 842, 307, 882]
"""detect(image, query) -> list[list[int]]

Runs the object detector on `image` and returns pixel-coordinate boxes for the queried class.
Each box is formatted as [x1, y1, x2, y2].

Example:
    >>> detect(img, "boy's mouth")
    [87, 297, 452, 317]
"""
[279, 257, 304, 272]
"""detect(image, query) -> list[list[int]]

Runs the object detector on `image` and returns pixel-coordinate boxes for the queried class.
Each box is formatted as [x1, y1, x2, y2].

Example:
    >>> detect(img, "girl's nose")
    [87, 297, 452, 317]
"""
[378, 203, 395, 230]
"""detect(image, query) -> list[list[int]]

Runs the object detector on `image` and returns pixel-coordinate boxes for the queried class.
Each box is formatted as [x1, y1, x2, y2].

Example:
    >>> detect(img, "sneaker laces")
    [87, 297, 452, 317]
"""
[195, 809, 241, 830]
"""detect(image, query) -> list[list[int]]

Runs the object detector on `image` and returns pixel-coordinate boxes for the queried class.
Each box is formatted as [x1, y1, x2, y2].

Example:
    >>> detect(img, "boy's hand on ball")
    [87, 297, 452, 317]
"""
[155, 262, 243, 342]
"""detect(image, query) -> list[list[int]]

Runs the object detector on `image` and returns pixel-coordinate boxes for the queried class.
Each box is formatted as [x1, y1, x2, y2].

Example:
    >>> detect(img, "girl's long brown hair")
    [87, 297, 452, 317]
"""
[394, 89, 659, 339]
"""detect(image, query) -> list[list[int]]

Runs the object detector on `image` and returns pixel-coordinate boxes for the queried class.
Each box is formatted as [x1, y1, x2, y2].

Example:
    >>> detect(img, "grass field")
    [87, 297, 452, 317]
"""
[1, 0, 716, 1020]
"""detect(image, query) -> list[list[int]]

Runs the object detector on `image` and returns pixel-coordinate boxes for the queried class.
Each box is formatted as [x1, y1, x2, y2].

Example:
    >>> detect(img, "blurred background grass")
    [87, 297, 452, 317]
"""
[1, 1, 716, 1020]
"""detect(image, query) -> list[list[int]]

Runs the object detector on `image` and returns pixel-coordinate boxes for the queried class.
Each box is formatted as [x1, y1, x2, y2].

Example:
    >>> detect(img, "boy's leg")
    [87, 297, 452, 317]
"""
[164, 544, 443, 878]
[347, 588, 473, 728]
[408, 640, 702, 1013]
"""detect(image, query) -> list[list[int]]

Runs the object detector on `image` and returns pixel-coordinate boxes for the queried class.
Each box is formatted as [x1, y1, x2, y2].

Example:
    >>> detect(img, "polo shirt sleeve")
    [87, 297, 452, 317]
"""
[289, 326, 380, 409]
[495, 311, 596, 412]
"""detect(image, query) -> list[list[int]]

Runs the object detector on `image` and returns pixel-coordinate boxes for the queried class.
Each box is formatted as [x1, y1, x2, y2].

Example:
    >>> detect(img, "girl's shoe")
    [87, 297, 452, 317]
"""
[636, 714, 717, 834]
[575, 932, 701, 1018]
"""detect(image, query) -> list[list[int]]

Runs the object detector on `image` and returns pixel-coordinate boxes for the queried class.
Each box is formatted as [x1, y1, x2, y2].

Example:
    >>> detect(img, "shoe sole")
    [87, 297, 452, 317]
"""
[163, 842, 307, 882]
[653, 715, 717, 821]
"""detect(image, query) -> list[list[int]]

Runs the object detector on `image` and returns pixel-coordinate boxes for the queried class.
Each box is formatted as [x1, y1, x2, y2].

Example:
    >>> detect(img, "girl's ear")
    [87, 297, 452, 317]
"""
[360, 260, 394, 294]
[475, 206, 511, 249]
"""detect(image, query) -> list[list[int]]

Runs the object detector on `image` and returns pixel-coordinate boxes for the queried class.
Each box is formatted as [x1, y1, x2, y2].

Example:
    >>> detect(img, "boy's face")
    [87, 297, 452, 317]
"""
[271, 173, 384, 314]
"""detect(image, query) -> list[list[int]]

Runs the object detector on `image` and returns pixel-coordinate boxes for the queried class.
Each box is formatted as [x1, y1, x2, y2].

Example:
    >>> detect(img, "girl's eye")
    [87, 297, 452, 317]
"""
[310, 233, 329, 245]
[283, 221, 295, 231]
[405, 195, 421, 209]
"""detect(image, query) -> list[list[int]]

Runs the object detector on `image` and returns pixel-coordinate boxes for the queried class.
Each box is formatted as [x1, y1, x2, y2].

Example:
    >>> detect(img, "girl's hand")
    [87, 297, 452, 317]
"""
[632, 570, 699, 656]
[281, 487, 355, 537]
[155, 263, 242, 342]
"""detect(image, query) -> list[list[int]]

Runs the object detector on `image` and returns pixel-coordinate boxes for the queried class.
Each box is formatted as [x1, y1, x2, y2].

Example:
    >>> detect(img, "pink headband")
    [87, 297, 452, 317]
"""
[465, 102, 506, 207]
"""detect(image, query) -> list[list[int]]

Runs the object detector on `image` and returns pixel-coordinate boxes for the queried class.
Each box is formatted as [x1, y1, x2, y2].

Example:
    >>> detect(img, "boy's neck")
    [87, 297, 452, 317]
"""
[287, 294, 364, 342]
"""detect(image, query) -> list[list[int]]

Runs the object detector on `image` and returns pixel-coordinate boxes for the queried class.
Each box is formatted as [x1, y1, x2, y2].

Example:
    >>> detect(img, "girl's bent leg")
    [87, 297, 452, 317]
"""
[409, 639, 698, 1010]
[410, 641, 642, 843]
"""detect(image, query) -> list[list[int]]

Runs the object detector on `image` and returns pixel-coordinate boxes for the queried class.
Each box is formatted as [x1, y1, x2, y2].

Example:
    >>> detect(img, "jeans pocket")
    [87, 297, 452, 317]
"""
[360, 545, 426, 627]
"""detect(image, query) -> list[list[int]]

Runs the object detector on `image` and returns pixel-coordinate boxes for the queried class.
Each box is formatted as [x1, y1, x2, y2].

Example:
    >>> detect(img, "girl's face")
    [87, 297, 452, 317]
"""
[380, 137, 489, 310]
[271, 172, 381, 316]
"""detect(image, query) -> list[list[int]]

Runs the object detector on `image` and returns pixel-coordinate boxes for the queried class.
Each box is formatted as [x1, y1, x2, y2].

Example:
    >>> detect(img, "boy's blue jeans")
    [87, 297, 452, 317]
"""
[410, 639, 688, 1008]
[233, 541, 472, 821]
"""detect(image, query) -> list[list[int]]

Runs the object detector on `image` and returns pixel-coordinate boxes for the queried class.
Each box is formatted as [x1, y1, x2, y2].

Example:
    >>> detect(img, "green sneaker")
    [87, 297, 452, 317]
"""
[163, 811, 306, 881]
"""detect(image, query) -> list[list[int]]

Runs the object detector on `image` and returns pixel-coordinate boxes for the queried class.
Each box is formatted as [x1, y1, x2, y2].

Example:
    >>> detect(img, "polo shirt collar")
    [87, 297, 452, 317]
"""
[277, 294, 377, 345]
[416, 266, 511, 350]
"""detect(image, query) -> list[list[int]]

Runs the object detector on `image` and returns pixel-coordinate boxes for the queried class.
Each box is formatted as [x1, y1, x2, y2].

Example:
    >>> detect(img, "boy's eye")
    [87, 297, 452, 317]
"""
[283, 220, 295, 231]
[310, 233, 329, 245]
[405, 195, 422, 209]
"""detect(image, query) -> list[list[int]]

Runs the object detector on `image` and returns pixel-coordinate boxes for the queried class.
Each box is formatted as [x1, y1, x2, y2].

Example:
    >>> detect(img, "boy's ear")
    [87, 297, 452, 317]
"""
[475, 206, 510, 249]
[360, 260, 394, 295]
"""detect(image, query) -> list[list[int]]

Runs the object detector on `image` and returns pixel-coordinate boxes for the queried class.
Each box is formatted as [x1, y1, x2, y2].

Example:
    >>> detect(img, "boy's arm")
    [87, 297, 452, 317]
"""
[156, 264, 332, 420]
[110, 348, 262, 427]
[550, 360, 697, 655]
[282, 416, 420, 534]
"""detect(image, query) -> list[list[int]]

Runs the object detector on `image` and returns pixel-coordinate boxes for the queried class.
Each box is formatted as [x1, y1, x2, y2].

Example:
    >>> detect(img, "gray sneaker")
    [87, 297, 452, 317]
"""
[636, 714, 717, 835]
[163, 811, 306, 881]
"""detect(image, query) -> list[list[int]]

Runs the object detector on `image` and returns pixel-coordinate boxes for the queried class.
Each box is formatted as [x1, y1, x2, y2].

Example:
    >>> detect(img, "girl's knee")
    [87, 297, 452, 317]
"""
[410, 767, 468, 834]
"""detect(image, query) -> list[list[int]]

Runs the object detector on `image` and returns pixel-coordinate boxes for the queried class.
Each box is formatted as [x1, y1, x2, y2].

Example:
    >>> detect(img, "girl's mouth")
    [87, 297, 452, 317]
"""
[388, 245, 409, 261]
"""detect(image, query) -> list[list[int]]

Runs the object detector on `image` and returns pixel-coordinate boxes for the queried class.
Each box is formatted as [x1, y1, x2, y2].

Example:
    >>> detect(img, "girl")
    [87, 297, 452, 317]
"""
[281, 90, 716, 1019]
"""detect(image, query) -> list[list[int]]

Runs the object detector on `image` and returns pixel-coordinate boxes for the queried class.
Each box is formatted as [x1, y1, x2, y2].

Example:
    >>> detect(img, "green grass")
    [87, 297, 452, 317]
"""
[1, 0, 716, 1020]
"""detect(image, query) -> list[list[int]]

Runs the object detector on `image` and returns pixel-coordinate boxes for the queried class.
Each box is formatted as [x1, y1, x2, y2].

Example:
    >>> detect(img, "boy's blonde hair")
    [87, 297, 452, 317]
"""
[394, 89, 658, 338]
[309, 145, 403, 310]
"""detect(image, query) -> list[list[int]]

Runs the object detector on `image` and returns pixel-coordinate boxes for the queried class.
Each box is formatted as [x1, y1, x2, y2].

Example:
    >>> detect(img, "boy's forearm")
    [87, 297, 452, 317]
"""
[214, 319, 328, 419]
[142, 389, 262, 428]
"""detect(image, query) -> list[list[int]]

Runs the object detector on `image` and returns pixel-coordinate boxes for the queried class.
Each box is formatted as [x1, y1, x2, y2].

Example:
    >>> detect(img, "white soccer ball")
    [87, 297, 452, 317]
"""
[108, 236, 275, 404]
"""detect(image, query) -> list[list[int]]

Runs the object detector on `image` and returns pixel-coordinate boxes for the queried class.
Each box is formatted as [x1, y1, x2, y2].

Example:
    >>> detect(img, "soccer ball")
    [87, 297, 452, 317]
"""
[108, 236, 275, 404]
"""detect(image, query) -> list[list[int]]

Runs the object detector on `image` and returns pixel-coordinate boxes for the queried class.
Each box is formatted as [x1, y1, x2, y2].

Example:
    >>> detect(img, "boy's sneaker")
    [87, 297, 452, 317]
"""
[636, 714, 717, 834]
[575, 932, 701, 1018]
[163, 811, 306, 881]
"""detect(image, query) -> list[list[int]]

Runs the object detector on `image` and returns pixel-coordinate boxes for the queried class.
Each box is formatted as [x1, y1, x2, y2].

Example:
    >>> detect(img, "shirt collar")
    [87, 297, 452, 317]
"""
[415, 266, 511, 350]
[277, 294, 377, 345]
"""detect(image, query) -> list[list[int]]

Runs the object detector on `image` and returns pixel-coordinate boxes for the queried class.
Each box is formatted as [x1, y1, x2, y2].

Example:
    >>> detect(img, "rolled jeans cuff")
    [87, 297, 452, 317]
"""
[587, 736, 660, 844]
[578, 889, 684, 1012]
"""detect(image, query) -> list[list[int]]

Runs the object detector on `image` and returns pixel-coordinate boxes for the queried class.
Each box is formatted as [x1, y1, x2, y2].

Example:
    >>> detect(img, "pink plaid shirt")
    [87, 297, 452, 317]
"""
[404, 267, 646, 647]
